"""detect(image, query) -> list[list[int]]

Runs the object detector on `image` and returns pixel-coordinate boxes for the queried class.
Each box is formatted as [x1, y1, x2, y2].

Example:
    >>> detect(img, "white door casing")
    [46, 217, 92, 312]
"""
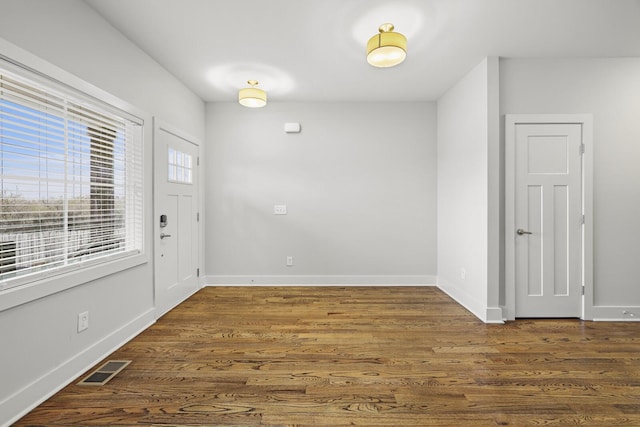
[153, 120, 200, 318]
[505, 115, 594, 320]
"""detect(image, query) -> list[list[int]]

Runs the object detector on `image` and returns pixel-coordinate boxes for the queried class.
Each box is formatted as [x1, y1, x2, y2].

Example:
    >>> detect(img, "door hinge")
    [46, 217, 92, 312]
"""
[197, 212, 200, 222]
[197, 156, 200, 166]
[580, 144, 585, 155]
[197, 268, 200, 278]
[581, 214, 585, 225]
[581, 286, 585, 295]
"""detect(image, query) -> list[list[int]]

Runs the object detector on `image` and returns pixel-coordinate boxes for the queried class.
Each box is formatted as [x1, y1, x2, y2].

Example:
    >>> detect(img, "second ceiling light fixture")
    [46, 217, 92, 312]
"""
[367, 23, 407, 68]
[239, 22, 407, 107]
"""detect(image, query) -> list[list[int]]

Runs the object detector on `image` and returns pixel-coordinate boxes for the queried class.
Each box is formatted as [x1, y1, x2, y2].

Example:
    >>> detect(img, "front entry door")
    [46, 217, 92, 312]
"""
[512, 121, 583, 317]
[154, 121, 200, 318]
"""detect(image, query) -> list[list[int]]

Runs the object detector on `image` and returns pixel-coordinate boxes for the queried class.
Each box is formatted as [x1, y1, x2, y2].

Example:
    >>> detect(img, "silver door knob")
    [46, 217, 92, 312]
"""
[516, 228, 533, 235]
[160, 233, 172, 239]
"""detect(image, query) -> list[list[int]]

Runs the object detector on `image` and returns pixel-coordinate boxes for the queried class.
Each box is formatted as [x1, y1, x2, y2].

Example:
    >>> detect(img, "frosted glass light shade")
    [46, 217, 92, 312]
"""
[367, 23, 407, 68]
[238, 80, 267, 108]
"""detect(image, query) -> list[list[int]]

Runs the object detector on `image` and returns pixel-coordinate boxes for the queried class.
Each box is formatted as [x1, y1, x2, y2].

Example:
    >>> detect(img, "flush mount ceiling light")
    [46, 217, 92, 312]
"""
[238, 80, 267, 108]
[366, 23, 407, 68]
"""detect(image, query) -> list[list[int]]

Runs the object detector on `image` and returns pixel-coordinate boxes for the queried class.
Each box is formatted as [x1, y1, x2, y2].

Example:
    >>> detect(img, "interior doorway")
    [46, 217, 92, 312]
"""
[505, 114, 593, 320]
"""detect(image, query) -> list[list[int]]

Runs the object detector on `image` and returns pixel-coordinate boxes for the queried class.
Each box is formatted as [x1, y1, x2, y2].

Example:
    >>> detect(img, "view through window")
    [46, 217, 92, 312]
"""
[0, 67, 143, 290]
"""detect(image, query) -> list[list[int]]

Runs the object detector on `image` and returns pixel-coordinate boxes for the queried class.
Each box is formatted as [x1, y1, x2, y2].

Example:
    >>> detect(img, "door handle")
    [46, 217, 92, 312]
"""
[516, 228, 533, 235]
[160, 233, 172, 239]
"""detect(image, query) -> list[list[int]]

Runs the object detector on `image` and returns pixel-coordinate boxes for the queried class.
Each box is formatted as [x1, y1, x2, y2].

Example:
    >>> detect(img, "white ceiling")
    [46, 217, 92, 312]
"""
[84, 0, 640, 103]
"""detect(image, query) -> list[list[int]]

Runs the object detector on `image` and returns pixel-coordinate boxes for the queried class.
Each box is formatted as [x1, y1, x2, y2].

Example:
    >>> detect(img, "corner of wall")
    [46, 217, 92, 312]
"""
[486, 56, 502, 311]
[437, 277, 488, 322]
[1, 310, 155, 427]
[437, 57, 497, 324]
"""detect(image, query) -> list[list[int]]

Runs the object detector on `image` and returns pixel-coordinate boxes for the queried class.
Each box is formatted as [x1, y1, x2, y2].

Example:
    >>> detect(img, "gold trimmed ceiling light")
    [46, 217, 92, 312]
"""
[366, 23, 407, 68]
[238, 80, 267, 108]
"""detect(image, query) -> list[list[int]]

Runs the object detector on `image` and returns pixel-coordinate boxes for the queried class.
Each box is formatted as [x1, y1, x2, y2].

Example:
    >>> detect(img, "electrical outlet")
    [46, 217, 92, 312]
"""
[286, 256, 293, 266]
[78, 311, 89, 332]
[274, 205, 287, 215]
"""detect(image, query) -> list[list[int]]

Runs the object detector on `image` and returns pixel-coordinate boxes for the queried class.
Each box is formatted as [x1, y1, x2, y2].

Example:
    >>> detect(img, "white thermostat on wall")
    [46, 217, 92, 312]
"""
[284, 122, 301, 133]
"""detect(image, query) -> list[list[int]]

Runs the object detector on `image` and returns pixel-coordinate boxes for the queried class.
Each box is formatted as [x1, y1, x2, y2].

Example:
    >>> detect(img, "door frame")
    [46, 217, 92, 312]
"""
[505, 114, 593, 321]
[153, 118, 202, 318]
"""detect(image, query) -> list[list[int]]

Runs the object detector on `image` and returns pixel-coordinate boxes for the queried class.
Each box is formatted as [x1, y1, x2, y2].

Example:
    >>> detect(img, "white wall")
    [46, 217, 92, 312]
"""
[437, 57, 502, 322]
[500, 58, 640, 319]
[205, 102, 437, 285]
[0, 0, 204, 138]
[0, 1, 204, 425]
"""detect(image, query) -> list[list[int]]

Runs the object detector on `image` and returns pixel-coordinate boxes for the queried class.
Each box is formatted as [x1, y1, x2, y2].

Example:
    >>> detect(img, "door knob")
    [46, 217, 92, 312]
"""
[160, 233, 172, 239]
[516, 228, 533, 235]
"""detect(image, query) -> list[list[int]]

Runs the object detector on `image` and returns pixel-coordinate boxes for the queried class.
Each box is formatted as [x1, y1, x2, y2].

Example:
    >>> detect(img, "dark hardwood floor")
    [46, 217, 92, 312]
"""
[16, 286, 640, 426]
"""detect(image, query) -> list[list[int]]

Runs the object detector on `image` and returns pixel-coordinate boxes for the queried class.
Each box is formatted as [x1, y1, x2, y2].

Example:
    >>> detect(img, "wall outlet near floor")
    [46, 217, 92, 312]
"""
[78, 311, 89, 332]
[460, 268, 466, 280]
[286, 256, 294, 267]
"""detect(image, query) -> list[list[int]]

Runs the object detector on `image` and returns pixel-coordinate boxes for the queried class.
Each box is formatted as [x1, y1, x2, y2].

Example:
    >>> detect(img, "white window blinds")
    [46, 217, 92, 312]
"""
[0, 67, 143, 290]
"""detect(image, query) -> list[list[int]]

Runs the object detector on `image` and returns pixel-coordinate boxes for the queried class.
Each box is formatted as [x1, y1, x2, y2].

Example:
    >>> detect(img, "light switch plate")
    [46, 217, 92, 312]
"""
[78, 311, 89, 332]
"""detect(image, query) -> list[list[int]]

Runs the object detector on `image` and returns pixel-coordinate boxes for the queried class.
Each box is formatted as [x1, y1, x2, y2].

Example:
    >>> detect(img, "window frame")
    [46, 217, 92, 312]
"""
[0, 40, 150, 312]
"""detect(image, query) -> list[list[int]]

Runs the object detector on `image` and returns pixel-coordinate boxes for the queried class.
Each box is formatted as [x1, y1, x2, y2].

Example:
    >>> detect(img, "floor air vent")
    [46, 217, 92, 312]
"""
[78, 360, 131, 386]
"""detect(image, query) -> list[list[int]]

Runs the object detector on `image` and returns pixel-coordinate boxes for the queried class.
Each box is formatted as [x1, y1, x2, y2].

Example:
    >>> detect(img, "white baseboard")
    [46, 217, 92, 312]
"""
[590, 305, 640, 322]
[155, 282, 203, 319]
[1, 309, 155, 427]
[484, 306, 505, 324]
[206, 275, 502, 323]
[204, 275, 437, 286]
[437, 278, 503, 323]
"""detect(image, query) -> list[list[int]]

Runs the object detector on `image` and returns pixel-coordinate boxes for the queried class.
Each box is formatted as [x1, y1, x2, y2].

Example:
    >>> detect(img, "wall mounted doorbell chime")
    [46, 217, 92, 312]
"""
[284, 122, 301, 133]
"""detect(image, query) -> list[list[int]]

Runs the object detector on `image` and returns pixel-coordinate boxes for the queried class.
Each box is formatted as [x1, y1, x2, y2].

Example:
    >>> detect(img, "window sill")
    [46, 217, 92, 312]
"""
[0, 252, 148, 312]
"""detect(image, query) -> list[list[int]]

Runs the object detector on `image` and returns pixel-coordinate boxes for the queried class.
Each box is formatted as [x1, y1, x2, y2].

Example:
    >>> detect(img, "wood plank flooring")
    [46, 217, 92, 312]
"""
[16, 286, 640, 426]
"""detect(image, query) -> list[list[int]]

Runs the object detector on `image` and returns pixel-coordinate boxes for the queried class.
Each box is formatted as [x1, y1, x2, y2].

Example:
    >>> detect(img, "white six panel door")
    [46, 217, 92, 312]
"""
[515, 123, 582, 317]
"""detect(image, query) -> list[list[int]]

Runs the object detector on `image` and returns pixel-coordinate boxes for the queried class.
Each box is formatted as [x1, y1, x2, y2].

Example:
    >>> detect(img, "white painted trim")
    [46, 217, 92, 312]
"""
[581, 119, 594, 320]
[154, 284, 203, 319]
[437, 277, 492, 323]
[486, 56, 502, 317]
[0, 254, 147, 312]
[154, 119, 201, 148]
[205, 275, 436, 286]
[1, 309, 155, 427]
[590, 306, 640, 322]
[505, 115, 516, 320]
[485, 306, 505, 324]
[504, 114, 594, 321]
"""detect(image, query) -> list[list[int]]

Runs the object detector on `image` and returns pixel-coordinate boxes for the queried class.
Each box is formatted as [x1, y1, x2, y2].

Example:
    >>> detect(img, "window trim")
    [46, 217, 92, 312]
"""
[0, 251, 146, 312]
[0, 38, 150, 312]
